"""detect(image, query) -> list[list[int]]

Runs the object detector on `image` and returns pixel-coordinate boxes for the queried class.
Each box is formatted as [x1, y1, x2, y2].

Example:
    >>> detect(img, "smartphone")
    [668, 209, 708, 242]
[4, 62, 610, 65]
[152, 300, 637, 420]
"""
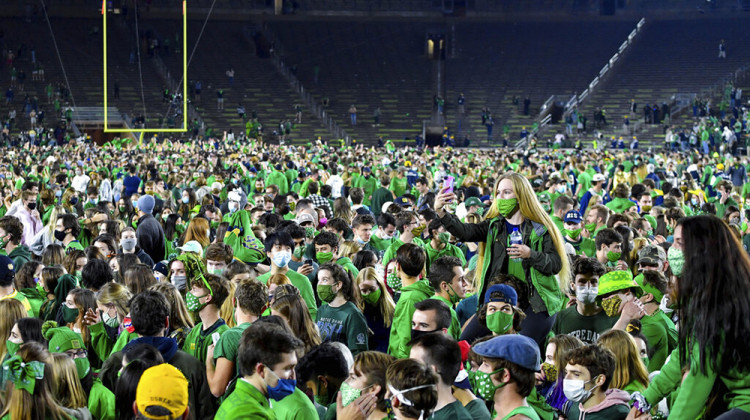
[444, 176, 455, 194]
[303, 259, 313, 266]
[212, 332, 221, 346]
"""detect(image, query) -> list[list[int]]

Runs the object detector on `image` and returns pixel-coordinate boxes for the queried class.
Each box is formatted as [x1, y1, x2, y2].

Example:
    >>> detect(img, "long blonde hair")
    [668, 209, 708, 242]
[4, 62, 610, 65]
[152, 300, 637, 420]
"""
[478, 172, 570, 293]
[598, 329, 650, 391]
[354, 267, 395, 327]
[49, 353, 88, 409]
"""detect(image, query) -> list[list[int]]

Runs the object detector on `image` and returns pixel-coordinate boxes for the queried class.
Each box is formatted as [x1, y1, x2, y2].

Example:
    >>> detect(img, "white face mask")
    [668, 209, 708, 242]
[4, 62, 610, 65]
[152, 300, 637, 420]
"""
[272, 251, 291, 268]
[563, 378, 598, 403]
[660, 294, 674, 314]
[575, 286, 598, 305]
[387, 383, 436, 420]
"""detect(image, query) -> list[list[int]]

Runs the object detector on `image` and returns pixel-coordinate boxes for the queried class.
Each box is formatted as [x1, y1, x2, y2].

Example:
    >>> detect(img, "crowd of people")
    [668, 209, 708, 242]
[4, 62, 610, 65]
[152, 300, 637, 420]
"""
[0, 137, 746, 420]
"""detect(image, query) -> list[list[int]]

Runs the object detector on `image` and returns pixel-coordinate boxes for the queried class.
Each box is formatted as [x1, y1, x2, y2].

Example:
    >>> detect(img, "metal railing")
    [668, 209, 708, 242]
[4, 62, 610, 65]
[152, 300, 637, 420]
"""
[565, 17, 645, 115]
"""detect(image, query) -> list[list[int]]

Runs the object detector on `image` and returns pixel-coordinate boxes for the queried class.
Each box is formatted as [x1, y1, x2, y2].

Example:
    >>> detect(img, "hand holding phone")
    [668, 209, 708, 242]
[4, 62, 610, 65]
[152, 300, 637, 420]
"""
[444, 176, 455, 194]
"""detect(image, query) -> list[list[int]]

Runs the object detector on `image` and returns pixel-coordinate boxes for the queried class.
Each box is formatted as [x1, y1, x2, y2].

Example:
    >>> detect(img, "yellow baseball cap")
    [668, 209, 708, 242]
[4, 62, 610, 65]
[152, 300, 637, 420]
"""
[135, 364, 189, 419]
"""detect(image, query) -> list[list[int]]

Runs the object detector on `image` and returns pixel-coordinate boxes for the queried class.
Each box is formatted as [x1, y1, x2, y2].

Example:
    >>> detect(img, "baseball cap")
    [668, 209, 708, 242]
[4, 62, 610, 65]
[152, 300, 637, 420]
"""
[177, 240, 203, 255]
[0, 255, 14, 284]
[592, 173, 606, 182]
[135, 364, 189, 419]
[395, 196, 411, 207]
[637, 245, 666, 266]
[597, 270, 642, 297]
[484, 284, 518, 306]
[563, 210, 583, 224]
[465, 197, 483, 208]
[363, 167, 371, 173]
[472, 334, 541, 371]
[152, 261, 169, 278]
[296, 213, 316, 226]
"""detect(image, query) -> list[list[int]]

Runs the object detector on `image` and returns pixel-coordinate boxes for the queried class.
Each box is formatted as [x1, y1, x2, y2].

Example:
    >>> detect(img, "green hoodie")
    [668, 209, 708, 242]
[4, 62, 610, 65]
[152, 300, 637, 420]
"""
[388, 279, 434, 359]
[8, 245, 31, 273]
[335, 256, 359, 278]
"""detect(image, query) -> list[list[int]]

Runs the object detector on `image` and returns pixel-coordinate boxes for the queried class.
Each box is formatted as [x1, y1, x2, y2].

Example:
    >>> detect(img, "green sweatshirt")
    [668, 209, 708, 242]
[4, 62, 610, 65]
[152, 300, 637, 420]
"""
[388, 280, 434, 359]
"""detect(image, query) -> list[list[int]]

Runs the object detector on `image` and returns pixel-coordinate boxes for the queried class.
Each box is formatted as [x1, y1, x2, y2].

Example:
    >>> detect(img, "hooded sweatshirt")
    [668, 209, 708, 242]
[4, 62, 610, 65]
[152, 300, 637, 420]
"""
[387, 279, 435, 359]
[567, 389, 630, 420]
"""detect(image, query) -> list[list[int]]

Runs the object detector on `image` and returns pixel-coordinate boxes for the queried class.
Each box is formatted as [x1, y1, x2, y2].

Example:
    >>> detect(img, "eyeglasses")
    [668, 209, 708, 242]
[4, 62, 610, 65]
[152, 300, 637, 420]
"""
[65, 349, 87, 358]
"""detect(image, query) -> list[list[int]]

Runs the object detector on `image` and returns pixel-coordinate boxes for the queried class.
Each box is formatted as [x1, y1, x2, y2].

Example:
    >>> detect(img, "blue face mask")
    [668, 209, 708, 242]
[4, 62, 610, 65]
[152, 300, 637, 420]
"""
[265, 368, 296, 401]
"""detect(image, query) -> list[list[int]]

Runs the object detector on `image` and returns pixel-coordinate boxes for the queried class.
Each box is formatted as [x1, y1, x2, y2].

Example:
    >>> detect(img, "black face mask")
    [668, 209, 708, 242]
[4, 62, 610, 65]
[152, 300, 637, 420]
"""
[54, 230, 66, 241]
[411, 328, 439, 342]
[70, 197, 79, 206]
[26, 202, 36, 210]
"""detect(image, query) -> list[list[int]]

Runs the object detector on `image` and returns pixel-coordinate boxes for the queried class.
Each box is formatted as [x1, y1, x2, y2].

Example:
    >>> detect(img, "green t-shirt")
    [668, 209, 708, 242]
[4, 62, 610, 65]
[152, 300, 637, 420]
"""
[273, 387, 318, 420]
[258, 270, 317, 320]
[431, 400, 473, 420]
[316, 301, 369, 356]
[216, 378, 276, 420]
[182, 318, 229, 363]
[640, 309, 677, 372]
[369, 233, 394, 252]
[566, 237, 596, 258]
[424, 242, 466, 275]
[465, 398, 492, 420]
[213, 322, 252, 368]
[551, 306, 617, 344]
[382, 237, 425, 268]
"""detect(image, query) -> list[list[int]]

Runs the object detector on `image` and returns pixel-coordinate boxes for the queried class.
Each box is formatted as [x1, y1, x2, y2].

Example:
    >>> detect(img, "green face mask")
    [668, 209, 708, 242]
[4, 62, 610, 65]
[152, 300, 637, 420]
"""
[62, 305, 79, 324]
[473, 368, 506, 401]
[317, 284, 336, 303]
[186, 291, 209, 312]
[293, 246, 305, 259]
[5, 340, 20, 357]
[361, 288, 382, 305]
[486, 311, 514, 335]
[36, 280, 46, 296]
[316, 251, 334, 264]
[437, 232, 451, 244]
[208, 267, 225, 276]
[565, 228, 582, 239]
[542, 204, 551, 213]
[119, 206, 126, 213]
[606, 251, 621, 262]
[387, 272, 402, 291]
[210, 221, 219, 229]
[74, 357, 90, 379]
[585, 222, 597, 232]
[447, 284, 462, 305]
[305, 226, 316, 238]
[495, 198, 518, 218]
[667, 246, 684, 277]
[641, 356, 650, 368]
